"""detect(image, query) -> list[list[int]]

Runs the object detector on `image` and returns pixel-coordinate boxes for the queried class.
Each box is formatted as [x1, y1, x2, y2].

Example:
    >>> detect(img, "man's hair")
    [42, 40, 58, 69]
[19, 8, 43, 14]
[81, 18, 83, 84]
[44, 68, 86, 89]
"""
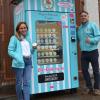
[80, 11, 89, 15]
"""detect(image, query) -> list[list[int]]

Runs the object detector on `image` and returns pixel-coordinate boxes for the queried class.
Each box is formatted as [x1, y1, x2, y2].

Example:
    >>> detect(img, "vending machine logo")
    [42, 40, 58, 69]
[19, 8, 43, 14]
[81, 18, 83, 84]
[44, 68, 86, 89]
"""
[43, 0, 54, 9]
[57, 1, 73, 8]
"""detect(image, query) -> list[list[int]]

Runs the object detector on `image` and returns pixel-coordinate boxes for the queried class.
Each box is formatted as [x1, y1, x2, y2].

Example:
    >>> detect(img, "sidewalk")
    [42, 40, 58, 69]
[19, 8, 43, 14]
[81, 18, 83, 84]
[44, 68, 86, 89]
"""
[0, 85, 16, 100]
[0, 80, 100, 100]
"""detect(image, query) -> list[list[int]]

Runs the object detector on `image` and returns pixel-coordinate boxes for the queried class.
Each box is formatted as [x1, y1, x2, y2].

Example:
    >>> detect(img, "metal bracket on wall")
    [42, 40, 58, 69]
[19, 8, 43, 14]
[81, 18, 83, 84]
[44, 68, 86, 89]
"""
[0, 24, 4, 35]
[10, 0, 22, 5]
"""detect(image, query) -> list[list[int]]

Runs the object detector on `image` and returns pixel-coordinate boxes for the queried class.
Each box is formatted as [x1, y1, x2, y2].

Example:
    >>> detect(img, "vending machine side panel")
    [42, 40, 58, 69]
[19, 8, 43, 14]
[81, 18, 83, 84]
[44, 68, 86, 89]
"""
[13, 1, 25, 33]
[68, 13, 79, 88]
[61, 12, 78, 89]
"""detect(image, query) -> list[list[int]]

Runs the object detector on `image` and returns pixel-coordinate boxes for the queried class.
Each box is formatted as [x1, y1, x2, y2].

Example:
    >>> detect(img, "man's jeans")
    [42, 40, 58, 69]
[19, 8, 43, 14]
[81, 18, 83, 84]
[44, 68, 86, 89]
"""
[13, 57, 32, 100]
[81, 49, 100, 90]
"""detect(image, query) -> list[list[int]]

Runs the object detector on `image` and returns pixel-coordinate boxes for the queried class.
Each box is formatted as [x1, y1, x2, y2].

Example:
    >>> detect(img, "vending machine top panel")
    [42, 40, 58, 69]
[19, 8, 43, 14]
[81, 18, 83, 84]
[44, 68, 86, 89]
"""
[24, 0, 75, 12]
[11, 0, 75, 12]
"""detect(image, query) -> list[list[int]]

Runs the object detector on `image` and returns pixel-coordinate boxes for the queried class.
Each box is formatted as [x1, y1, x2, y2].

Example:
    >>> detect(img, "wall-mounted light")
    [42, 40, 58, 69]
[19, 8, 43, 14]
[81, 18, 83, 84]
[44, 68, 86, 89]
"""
[10, 0, 22, 5]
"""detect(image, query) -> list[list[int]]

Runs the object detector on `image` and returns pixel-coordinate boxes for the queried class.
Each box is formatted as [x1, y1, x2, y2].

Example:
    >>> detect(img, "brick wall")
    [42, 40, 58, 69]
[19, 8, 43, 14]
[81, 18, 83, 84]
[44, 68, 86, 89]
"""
[0, 0, 15, 86]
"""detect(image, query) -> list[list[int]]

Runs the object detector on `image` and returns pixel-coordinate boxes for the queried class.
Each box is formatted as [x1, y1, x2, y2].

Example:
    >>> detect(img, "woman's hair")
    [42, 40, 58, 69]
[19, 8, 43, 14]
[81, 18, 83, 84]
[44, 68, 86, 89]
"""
[15, 22, 28, 39]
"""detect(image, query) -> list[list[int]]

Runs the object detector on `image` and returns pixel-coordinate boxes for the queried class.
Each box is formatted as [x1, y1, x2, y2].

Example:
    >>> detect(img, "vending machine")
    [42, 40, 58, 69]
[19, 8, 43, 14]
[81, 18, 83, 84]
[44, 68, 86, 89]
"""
[12, 0, 79, 94]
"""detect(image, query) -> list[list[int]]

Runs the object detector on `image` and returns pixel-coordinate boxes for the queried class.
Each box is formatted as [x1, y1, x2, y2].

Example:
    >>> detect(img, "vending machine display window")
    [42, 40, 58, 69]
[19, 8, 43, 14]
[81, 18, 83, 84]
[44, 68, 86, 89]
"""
[36, 21, 63, 65]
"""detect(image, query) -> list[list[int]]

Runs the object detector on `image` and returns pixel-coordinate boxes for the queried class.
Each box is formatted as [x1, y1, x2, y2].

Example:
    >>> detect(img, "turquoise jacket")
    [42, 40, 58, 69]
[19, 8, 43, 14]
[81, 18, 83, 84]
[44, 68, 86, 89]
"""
[77, 22, 100, 51]
[8, 35, 33, 68]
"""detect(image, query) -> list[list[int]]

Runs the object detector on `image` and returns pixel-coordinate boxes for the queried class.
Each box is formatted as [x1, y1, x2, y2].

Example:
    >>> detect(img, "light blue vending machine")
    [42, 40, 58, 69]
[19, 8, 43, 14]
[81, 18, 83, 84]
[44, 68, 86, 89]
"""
[12, 0, 79, 94]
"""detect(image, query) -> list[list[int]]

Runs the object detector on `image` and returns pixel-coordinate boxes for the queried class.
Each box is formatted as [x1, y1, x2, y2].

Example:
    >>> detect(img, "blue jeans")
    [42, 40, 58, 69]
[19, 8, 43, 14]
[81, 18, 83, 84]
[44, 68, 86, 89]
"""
[81, 49, 100, 90]
[13, 57, 32, 100]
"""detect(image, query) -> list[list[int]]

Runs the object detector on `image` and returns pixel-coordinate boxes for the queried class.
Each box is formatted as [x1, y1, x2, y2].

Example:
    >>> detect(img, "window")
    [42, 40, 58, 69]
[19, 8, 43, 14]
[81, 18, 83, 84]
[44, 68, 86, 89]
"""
[36, 21, 63, 65]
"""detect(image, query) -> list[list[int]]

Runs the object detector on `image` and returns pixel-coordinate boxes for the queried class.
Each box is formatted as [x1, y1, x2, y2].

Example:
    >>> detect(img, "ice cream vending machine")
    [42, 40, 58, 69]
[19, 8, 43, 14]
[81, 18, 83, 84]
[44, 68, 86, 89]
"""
[12, 0, 79, 94]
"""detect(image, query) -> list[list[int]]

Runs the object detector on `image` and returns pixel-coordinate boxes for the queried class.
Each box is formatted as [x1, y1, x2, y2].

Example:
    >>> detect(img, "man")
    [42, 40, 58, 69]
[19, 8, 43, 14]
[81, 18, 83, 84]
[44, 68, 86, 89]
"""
[77, 11, 100, 95]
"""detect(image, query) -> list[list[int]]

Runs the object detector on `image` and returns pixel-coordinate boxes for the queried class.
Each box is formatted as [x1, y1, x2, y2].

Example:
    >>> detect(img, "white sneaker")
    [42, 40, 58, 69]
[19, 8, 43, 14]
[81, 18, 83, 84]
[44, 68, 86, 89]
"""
[94, 89, 100, 96]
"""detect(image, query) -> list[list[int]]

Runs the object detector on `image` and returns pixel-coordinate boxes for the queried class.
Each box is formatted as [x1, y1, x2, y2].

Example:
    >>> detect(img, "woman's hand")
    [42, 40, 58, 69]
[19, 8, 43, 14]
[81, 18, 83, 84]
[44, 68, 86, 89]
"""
[32, 43, 37, 49]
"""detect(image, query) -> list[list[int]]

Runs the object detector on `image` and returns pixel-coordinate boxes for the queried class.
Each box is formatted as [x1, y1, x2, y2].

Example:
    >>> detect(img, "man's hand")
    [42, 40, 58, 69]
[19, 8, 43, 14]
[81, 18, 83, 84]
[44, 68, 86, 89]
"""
[86, 37, 90, 44]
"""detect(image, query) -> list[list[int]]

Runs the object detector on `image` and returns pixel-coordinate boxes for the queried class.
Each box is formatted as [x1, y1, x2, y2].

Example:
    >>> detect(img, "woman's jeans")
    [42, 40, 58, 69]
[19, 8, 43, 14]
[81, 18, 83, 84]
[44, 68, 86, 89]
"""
[13, 57, 32, 100]
[81, 49, 100, 90]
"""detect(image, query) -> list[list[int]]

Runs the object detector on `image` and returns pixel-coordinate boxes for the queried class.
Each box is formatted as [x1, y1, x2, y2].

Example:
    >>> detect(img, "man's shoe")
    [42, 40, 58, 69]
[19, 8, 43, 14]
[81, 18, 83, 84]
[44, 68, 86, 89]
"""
[88, 89, 94, 95]
[94, 89, 100, 96]
[81, 89, 94, 95]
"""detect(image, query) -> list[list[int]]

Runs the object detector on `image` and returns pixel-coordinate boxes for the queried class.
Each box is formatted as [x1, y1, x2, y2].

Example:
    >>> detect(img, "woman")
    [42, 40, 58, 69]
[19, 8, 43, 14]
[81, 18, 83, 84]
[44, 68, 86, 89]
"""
[8, 22, 34, 100]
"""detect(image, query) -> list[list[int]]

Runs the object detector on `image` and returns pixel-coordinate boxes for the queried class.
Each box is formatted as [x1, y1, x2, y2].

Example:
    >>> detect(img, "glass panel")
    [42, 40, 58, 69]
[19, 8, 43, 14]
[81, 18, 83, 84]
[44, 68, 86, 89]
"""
[36, 21, 63, 65]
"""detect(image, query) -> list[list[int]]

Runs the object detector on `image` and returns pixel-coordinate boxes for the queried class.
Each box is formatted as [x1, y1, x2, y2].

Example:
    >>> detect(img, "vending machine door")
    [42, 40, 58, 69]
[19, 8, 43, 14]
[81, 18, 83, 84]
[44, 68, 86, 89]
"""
[26, 11, 78, 94]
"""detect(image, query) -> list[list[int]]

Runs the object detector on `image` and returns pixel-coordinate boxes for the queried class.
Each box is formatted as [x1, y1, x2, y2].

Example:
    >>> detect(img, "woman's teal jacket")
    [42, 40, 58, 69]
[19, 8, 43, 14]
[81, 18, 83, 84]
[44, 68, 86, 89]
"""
[8, 35, 33, 68]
